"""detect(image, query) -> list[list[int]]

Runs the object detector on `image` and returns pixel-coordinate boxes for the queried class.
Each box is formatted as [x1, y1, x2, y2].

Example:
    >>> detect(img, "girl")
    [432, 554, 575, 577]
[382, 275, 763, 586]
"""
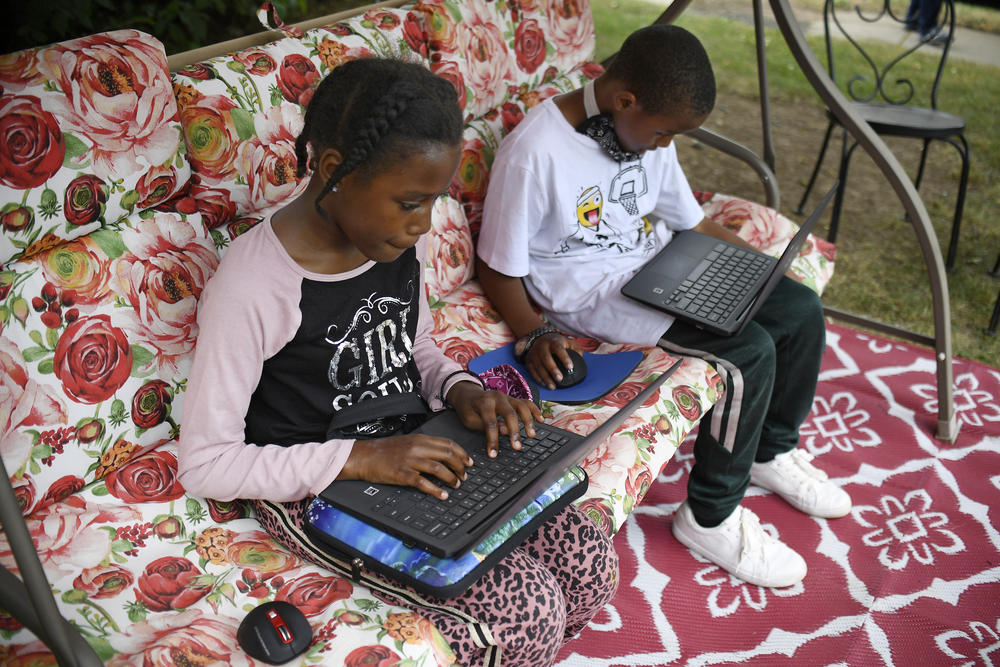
[179, 58, 618, 666]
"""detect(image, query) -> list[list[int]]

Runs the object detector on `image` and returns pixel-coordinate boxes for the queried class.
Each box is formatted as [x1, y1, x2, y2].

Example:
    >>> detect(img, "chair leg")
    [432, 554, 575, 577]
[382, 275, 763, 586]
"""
[795, 120, 836, 215]
[987, 252, 999, 336]
[944, 134, 970, 272]
[913, 137, 931, 191]
[988, 280, 1000, 336]
[827, 140, 858, 246]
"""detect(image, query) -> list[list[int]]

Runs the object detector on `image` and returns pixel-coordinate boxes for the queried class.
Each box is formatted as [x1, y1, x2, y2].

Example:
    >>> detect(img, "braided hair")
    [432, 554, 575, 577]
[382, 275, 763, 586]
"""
[605, 24, 716, 118]
[294, 58, 464, 217]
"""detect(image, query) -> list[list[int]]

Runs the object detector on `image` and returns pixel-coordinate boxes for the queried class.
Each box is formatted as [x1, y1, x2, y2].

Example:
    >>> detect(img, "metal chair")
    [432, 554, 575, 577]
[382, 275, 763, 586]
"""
[795, 0, 970, 271]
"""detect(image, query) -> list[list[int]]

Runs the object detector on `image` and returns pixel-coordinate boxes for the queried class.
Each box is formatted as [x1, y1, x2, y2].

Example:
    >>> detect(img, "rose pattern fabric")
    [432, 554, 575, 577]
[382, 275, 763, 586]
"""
[169, 7, 428, 243]
[135, 556, 213, 611]
[413, 0, 595, 118]
[131, 379, 173, 429]
[63, 174, 109, 226]
[2, 211, 210, 516]
[275, 53, 320, 105]
[425, 195, 474, 301]
[0, 94, 66, 190]
[0, 30, 189, 266]
[34, 31, 180, 180]
[0, 470, 461, 665]
[109, 212, 219, 378]
[103, 450, 186, 504]
[52, 314, 134, 404]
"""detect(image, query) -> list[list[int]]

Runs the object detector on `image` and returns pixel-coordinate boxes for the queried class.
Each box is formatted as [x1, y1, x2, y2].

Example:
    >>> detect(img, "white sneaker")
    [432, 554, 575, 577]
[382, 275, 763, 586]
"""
[750, 449, 852, 518]
[671, 501, 807, 588]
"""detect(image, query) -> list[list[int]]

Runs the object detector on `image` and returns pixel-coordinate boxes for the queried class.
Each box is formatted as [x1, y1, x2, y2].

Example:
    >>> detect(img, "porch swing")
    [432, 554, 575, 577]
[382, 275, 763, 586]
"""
[0, 1, 958, 666]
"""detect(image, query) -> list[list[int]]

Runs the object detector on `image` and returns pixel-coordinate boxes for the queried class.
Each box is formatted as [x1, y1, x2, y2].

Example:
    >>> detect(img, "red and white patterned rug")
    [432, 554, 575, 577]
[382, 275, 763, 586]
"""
[556, 322, 1000, 666]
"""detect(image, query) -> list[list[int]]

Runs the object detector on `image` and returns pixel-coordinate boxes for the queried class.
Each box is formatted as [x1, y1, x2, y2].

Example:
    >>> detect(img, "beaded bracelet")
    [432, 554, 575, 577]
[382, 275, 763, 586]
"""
[513, 325, 560, 362]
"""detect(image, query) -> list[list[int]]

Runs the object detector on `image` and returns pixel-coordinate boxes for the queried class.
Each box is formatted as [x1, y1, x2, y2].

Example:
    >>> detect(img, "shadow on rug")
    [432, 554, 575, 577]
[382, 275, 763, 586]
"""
[556, 322, 1000, 666]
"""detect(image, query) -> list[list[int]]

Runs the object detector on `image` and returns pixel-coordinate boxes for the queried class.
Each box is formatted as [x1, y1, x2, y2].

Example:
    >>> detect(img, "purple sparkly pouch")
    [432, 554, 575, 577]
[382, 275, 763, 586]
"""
[478, 363, 540, 405]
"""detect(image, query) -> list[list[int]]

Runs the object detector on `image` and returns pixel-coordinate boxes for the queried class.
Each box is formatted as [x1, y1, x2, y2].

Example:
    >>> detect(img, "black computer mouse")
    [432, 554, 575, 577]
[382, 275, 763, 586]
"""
[554, 349, 588, 388]
[237, 600, 312, 664]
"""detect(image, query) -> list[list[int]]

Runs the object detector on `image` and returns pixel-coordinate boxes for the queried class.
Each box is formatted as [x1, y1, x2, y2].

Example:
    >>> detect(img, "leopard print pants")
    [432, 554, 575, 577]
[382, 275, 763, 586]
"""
[251, 498, 619, 666]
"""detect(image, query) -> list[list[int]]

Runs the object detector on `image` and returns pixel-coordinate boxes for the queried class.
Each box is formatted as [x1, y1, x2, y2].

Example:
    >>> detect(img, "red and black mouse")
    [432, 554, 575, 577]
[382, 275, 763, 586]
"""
[237, 600, 312, 664]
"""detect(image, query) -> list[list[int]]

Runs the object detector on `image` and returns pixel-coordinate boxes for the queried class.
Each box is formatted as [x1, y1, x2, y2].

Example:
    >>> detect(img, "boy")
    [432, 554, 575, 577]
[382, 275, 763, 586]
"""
[476, 24, 851, 588]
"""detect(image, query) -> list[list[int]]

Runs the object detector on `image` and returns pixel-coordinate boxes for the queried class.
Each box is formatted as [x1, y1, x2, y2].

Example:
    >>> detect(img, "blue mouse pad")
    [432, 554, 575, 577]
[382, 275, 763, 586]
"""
[467, 343, 642, 404]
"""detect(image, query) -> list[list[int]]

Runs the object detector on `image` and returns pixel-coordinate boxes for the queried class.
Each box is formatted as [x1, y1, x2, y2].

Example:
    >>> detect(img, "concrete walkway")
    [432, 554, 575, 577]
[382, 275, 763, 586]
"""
[802, 10, 1000, 69]
[683, 1, 1000, 69]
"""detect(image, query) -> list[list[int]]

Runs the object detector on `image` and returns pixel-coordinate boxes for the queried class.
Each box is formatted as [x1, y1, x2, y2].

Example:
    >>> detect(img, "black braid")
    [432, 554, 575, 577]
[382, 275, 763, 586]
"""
[292, 57, 463, 216]
[324, 84, 418, 192]
[294, 113, 313, 178]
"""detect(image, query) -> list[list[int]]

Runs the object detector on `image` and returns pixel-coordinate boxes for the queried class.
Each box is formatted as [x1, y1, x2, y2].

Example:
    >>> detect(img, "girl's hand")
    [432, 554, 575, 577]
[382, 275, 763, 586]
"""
[339, 435, 472, 500]
[446, 381, 543, 458]
[524, 333, 583, 391]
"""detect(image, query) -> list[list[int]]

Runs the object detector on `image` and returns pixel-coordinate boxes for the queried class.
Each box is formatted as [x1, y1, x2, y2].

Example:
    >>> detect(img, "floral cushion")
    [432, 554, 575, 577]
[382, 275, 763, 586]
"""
[455, 65, 601, 234]
[170, 7, 431, 232]
[0, 31, 190, 266]
[425, 194, 474, 301]
[412, 0, 596, 119]
[1, 211, 217, 517]
[0, 444, 456, 666]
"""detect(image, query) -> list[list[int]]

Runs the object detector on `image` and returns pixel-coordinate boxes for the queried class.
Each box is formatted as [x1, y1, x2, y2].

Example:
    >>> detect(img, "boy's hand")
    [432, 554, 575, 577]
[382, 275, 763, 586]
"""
[340, 435, 473, 500]
[446, 381, 542, 458]
[524, 333, 583, 391]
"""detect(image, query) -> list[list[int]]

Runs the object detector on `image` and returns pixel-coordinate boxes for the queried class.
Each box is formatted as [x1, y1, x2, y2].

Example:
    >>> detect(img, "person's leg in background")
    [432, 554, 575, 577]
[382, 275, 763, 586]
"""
[904, 0, 947, 43]
[904, 0, 921, 30]
[918, 0, 946, 41]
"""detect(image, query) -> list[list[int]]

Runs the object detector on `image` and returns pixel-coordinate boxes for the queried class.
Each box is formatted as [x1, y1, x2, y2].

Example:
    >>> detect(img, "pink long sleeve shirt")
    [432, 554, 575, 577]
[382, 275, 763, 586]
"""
[178, 218, 466, 502]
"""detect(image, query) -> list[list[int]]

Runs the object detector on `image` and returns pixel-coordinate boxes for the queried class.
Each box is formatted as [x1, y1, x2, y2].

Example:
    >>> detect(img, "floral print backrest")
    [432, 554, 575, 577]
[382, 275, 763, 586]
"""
[411, 0, 596, 120]
[1, 210, 217, 517]
[425, 193, 474, 302]
[455, 66, 601, 235]
[0, 30, 190, 266]
[170, 7, 432, 243]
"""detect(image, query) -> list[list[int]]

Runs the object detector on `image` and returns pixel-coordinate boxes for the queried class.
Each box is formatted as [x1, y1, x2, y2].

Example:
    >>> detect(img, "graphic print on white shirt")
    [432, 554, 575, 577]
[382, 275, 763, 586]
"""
[559, 161, 655, 255]
[609, 163, 648, 216]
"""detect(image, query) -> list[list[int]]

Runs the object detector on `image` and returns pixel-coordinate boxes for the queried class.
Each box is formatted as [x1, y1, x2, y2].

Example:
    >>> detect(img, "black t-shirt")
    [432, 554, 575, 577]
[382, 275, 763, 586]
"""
[244, 248, 422, 446]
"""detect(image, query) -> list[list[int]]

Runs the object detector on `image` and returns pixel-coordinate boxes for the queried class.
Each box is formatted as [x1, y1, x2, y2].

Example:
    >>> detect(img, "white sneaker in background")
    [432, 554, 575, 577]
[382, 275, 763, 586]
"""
[750, 449, 852, 518]
[671, 501, 807, 588]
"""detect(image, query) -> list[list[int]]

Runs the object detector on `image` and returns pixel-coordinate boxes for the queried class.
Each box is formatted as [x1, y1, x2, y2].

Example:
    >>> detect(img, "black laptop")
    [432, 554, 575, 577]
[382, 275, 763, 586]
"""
[317, 359, 681, 558]
[621, 185, 836, 336]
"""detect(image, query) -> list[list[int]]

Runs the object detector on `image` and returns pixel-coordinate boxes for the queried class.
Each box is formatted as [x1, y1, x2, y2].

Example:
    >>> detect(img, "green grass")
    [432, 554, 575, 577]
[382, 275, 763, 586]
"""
[592, 1, 1000, 367]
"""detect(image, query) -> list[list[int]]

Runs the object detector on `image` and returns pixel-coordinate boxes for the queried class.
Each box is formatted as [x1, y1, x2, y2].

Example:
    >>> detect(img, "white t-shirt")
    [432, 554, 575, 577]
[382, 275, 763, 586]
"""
[478, 98, 705, 346]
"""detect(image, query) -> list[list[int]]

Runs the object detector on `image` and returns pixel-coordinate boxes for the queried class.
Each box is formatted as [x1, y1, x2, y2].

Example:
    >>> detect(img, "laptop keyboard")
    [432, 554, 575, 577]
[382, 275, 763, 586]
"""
[369, 423, 571, 540]
[667, 243, 771, 322]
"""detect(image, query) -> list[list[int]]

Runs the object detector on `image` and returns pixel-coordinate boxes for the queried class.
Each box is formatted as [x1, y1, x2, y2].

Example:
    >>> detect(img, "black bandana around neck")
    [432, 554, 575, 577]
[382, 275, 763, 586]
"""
[575, 80, 641, 163]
